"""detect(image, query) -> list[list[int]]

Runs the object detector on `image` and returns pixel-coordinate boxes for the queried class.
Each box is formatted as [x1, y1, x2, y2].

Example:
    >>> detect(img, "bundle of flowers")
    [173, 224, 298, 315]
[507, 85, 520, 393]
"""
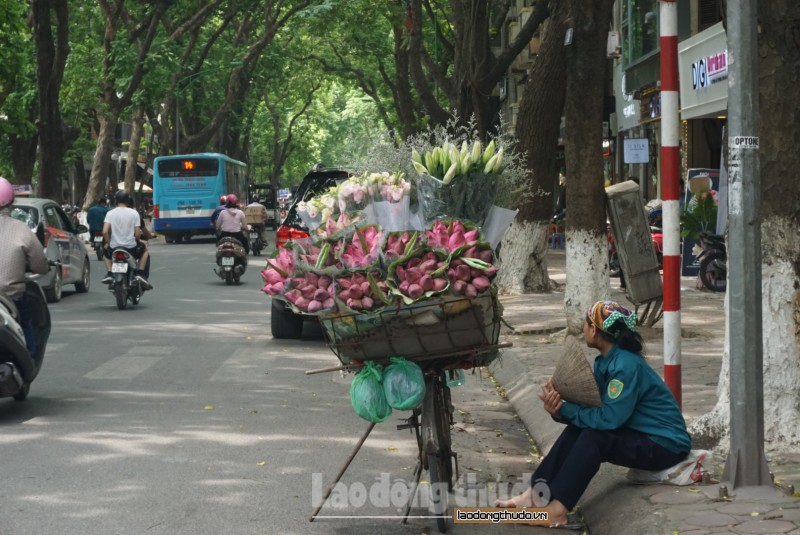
[337, 224, 383, 270]
[295, 186, 339, 230]
[294, 240, 342, 273]
[381, 230, 422, 263]
[335, 271, 392, 312]
[447, 243, 497, 298]
[387, 250, 449, 304]
[283, 271, 336, 314]
[366, 171, 411, 203]
[337, 174, 372, 213]
[411, 140, 505, 226]
[260, 245, 296, 296]
[314, 211, 364, 240]
[424, 219, 481, 256]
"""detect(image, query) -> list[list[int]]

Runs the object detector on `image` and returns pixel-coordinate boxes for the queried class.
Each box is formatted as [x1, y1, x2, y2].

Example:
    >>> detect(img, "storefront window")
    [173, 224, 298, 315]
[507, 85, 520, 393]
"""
[622, 0, 659, 67]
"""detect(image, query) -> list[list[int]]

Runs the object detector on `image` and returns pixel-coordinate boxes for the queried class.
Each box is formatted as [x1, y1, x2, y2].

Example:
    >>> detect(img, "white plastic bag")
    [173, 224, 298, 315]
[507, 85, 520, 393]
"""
[482, 205, 518, 249]
[626, 449, 710, 486]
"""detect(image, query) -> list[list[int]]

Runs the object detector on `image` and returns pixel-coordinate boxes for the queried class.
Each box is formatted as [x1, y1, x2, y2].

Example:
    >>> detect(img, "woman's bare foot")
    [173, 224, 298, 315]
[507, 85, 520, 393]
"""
[544, 499, 569, 527]
[493, 486, 535, 508]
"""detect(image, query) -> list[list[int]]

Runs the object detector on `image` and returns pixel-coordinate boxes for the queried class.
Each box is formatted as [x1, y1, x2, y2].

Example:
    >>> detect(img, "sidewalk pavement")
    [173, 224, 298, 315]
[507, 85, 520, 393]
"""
[489, 248, 800, 535]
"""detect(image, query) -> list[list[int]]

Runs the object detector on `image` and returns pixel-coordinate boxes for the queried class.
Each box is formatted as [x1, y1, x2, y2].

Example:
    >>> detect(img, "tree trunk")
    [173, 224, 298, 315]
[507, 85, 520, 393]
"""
[86, 114, 119, 208]
[504, 1, 569, 293]
[31, 0, 70, 201]
[123, 107, 145, 195]
[691, 2, 800, 451]
[9, 134, 38, 186]
[562, 0, 615, 335]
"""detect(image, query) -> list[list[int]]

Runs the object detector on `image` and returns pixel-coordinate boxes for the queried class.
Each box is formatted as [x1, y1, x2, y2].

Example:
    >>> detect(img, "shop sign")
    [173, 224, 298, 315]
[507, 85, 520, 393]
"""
[623, 138, 650, 164]
[640, 88, 661, 123]
[692, 50, 728, 90]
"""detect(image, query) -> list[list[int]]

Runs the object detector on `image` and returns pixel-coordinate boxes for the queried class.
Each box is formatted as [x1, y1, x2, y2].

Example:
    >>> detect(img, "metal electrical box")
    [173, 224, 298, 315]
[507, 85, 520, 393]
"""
[605, 181, 662, 305]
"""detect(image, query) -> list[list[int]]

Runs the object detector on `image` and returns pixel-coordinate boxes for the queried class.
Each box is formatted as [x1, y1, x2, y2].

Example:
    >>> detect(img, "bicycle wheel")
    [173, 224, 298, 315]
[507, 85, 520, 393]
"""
[428, 452, 449, 533]
[421, 374, 453, 533]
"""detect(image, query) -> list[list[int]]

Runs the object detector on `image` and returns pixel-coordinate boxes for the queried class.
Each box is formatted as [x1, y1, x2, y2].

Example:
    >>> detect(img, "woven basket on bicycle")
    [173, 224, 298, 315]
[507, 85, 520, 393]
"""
[319, 292, 503, 368]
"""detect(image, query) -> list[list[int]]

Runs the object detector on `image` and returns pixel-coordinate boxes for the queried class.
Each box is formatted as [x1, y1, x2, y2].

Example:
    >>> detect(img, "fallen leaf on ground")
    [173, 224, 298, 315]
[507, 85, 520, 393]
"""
[386, 447, 398, 451]
[257, 462, 266, 467]
[204, 405, 215, 411]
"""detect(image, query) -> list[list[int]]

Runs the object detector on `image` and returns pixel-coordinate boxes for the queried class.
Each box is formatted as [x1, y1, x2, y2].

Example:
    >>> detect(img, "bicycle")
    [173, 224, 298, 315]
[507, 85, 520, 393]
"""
[308, 293, 508, 533]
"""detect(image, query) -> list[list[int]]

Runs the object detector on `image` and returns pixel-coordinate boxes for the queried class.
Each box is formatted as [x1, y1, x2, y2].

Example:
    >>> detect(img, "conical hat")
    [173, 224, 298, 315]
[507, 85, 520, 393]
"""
[552, 339, 602, 407]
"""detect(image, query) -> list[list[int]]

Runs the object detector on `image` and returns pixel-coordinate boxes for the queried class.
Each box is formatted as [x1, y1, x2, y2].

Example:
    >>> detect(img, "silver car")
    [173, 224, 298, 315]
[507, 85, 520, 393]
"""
[10, 198, 91, 302]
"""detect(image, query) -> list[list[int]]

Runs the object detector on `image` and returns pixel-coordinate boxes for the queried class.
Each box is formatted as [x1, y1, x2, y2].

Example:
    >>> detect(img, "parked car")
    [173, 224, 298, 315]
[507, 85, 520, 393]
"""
[10, 198, 91, 302]
[271, 166, 351, 339]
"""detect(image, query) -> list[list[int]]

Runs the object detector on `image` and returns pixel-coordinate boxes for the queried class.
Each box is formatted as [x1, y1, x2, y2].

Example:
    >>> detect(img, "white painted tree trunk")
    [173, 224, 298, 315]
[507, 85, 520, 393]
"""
[495, 220, 551, 294]
[690, 218, 800, 452]
[564, 229, 610, 336]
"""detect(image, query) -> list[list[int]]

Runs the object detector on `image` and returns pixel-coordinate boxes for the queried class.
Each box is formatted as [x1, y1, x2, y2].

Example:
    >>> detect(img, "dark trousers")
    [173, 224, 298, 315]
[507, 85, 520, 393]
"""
[531, 425, 687, 510]
[13, 294, 35, 357]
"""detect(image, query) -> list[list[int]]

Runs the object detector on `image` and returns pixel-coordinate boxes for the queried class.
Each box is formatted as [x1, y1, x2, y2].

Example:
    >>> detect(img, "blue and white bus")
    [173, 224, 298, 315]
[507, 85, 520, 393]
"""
[152, 153, 247, 243]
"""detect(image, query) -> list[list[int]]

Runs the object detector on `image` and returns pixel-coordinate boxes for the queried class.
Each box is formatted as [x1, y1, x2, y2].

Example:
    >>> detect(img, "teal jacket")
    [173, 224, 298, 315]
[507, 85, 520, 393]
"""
[559, 345, 691, 455]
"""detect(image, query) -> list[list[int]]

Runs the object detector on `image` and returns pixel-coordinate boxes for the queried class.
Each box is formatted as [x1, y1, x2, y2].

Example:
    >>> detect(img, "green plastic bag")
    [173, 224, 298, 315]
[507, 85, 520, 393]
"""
[383, 357, 425, 410]
[350, 361, 392, 423]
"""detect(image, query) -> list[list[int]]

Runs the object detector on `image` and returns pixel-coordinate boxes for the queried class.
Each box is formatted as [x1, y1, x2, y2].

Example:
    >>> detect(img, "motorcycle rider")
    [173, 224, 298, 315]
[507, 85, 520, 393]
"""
[87, 196, 110, 242]
[216, 194, 249, 254]
[245, 194, 268, 246]
[0, 177, 50, 356]
[210, 195, 227, 229]
[101, 190, 151, 289]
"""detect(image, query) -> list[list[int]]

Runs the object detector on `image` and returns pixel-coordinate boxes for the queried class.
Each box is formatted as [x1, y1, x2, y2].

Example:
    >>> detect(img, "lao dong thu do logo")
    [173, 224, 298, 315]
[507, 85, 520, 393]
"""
[692, 50, 728, 90]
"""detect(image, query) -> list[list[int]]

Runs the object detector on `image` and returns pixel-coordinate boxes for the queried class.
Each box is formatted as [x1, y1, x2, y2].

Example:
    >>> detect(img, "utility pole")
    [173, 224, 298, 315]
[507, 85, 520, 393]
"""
[722, 0, 771, 488]
[659, 0, 681, 408]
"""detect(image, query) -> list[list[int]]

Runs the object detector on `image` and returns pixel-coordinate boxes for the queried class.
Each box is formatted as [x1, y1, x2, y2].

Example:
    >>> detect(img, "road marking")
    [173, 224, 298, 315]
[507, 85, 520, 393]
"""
[84, 356, 162, 379]
[126, 346, 174, 355]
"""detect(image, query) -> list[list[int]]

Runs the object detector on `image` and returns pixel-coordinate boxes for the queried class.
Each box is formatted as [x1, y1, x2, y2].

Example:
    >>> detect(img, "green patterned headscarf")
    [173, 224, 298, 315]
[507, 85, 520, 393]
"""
[587, 300, 638, 338]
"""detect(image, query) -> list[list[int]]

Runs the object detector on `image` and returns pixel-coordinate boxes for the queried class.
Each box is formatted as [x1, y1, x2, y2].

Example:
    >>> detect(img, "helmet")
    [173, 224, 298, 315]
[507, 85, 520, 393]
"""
[251, 194, 259, 203]
[115, 190, 132, 206]
[99, 196, 109, 205]
[225, 194, 238, 206]
[220, 195, 227, 204]
[0, 177, 14, 208]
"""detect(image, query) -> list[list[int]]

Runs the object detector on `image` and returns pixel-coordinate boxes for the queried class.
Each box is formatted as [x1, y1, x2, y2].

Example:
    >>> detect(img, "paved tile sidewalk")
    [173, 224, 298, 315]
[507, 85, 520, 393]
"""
[490, 248, 800, 535]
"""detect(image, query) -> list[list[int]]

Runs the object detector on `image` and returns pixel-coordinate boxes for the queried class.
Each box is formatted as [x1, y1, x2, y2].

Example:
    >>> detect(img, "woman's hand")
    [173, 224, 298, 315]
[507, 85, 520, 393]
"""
[538, 377, 563, 418]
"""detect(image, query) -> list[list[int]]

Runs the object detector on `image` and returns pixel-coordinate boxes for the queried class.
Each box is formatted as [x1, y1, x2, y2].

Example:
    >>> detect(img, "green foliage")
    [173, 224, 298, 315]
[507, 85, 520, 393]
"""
[680, 190, 718, 239]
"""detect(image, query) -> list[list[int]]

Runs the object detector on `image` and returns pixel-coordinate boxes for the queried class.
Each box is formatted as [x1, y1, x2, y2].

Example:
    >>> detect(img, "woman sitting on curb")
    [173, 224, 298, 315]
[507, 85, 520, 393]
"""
[495, 300, 691, 527]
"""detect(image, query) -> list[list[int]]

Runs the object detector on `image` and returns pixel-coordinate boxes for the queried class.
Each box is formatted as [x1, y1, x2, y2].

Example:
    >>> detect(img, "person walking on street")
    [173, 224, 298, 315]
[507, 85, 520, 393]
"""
[216, 194, 249, 254]
[101, 190, 151, 289]
[0, 177, 50, 356]
[495, 301, 690, 527]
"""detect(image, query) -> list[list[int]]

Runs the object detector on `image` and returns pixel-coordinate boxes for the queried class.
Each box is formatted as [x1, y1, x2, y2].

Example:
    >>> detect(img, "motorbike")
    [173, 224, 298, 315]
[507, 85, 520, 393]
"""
[109, 248, 147, 309]
[0, 281, 51, 401]
[697, 232, 727, 292]
[249, 225, 265, 257]
[91, 230, 105, 260]
[214, 237, 248, 285]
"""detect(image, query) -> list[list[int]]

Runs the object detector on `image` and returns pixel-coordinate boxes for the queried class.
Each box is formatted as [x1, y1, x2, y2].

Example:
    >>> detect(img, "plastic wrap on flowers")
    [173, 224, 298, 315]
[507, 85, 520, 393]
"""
[461, 171, 499, 226]
[334, 271, 394, 314]
[350, 361, 392, 423]
[367, 172, 412, 231]
[386, 250, 450, 305]
[372, 198, 411, 231]
[337, 175, 372, 213]
[282, 271, 337, 315]
[381, 230, 423, 265]
[294, 239, 342, 275]
[383, 357, 425, 410]
[413, 173, 467, 225]
[424, 218, 483, 258]
[313, 211, 364, 241]
[447, 242, 498, 298]
[337, 224, 383, 271]
[260, 244, 296, 296]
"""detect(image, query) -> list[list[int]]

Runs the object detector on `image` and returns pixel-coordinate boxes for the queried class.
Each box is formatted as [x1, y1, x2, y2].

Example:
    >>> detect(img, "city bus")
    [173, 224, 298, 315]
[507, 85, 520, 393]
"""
[152, 153, 247, 243]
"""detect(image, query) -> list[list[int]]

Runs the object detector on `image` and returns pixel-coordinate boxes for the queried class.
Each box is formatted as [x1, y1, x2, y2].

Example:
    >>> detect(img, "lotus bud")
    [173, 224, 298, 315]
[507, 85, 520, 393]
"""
[447, 268, 457, 282]
[395, 265, 406, 281]
[361, 296, 374, 310]
[464, 229, 480, 243]
[419, 259, 438, 272]
[419, 274, 434, 292]
[484, 265, 498, 277]
[295, 297, 310, 310]
[307, 300, 323, 313]
[482, 140, 496, 164]
[407, 284, 424, 299]
[479, 249, 494, 262]
[407, 257, 422, 268]
[318, 275, 332, 288]
[453, 280, 467, 294]
[323, 298, 334, 309]
[456, 264, 471, 281]
[399, 280, 410, 294]
[464, 284, 478, 298]
[472, 276, 492, 293]
[361, 281, 371, 295]
[337, 278, 352, 289]
[337, 290, 349, 301]
[347, 298, 363, 310]
[448, 230, 465, 251]
[412, 160, 429, 175]
[405, 267, 422, 283]
[301, 285, 317, 300]
[348, 285, 363, 300]
[432, 278, 448, 292]
[313, 288, 328, 302]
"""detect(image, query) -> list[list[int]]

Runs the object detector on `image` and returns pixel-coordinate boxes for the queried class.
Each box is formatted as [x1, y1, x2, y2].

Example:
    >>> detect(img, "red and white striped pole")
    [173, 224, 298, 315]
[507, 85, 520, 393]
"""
[659, 1, 681, 408]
